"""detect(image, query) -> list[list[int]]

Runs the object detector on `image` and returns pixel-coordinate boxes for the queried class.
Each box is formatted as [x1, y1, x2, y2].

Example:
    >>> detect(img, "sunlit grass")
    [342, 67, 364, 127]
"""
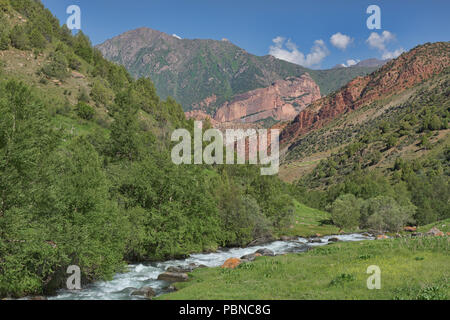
[158, 237, 449, 300]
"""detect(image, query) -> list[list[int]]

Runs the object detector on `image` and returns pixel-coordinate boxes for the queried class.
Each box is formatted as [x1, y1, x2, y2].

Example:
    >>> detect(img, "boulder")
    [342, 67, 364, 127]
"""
[166, 266, 193, 273]
[71, 71, 85, 79]
[284, 244, 310, 253]
[221, 258, 242, 269]
[157, 272, 189, 282]
[255, 248, 275, 256]
[404, 226, 417, 232]
[427, 227, 444, 236]
[280, 236, 298, 241]
[308, 238, 323, 243]
[189, 262, 207, 269]
[240, 253, 262, 262]
[247, 236, 274, 247]
[328, 237, 339, 243]
[131, 286, 155, 299]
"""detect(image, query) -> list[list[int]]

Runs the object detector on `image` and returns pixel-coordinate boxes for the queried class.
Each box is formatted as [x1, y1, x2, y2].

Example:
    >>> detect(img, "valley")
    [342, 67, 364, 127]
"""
[0, 0, 448, 302]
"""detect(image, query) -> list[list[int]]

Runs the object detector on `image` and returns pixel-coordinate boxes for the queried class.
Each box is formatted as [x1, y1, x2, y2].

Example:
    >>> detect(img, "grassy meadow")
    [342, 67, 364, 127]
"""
[159, 236, 449, 300]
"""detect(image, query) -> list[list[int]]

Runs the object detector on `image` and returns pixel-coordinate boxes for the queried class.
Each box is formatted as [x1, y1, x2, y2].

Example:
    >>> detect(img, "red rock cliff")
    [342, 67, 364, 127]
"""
[213, 73, 321, 123]
[281, 42, 450, 146]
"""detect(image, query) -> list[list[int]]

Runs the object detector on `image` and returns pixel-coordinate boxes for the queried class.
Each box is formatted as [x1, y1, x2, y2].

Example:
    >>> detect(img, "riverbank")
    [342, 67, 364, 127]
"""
[158, 236, 449, 300]
[49, 234, 373, 300]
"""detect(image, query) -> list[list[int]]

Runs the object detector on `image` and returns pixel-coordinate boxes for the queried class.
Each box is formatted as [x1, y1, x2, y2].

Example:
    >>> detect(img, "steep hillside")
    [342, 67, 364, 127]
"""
[280, 42, 450, 147]
[97, 27, 377, 118]
[0, 0, 300, 298]
[279, 42, 449, 226]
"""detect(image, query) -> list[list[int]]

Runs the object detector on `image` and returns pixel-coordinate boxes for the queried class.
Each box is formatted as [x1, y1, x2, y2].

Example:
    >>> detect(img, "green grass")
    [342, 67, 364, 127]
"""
[418, 219, 450, 234]
[158, 237, 449, 300]
[277, 200, 340, 238]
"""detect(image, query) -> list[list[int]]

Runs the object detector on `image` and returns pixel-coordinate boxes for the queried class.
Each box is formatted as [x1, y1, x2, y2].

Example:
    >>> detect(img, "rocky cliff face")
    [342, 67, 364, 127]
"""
[281, 42, 450, 146]
[97, 27, 377, 116]
[213, 74, 321, 123]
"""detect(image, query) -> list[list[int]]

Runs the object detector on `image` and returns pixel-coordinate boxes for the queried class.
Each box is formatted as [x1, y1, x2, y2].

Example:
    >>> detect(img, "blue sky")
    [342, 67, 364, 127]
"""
[42, 0, 449, 69]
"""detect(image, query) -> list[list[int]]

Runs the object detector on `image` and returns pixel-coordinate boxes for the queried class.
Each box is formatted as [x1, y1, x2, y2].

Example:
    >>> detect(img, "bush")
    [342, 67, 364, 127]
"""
[29, 28, 46, 49]
[0, 0, 11, 13]
[9, 25, 29, 50]
[67, 54, 82, 71]
[330, 194, 362, 230]
[362, 196, 416, 232]
[0, 13, 10, 50]
[75, 102, 95, 120]
[41, 52, 69, 80]
[78, 87, 90, 103]
[90, 79, 113, 106]
[0, 31, 9, 50]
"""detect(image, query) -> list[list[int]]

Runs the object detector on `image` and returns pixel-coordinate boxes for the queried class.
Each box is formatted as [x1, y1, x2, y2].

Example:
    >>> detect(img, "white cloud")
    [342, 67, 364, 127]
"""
[382, 48, 405, 60]
[338, 59, 360, 68]
[366, 31, 404, 60]
[345, 59, 359, 67]
[366, 30, 395, 51]
[330, 32, 353, 50]
[172, 34, 182, 40]
[269, 37, 329, 68]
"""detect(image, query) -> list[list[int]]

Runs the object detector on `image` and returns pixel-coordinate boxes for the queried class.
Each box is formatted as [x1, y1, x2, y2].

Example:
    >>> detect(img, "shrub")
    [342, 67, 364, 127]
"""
[90, 79, 113, 106]
[75, 102, 95, 120]
[9, 25, 29, 50]
[330, 194, 362, 229]
[362, 196, 416, 232]
[29, 28, 46, 49]
[0, 13, 10, 50]
[78, 87, 90, 103]
[41, 52, 69, 80]
[0, 31, 9, 50]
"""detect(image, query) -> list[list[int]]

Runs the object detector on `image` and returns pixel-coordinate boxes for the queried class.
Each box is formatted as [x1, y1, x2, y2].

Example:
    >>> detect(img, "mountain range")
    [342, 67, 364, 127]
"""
[97, 27, 378, 123]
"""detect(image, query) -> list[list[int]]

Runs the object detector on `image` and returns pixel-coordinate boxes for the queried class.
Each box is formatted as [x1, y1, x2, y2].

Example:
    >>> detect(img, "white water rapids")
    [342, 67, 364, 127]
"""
[51, 233, 374, 300]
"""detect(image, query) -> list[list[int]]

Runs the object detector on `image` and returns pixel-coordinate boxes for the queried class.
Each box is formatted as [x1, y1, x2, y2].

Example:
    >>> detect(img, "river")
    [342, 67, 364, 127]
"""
[50, 233, 374, 300]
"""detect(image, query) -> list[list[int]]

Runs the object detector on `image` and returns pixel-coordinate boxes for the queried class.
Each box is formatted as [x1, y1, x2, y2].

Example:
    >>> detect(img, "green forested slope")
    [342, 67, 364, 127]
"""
[0, 0, 297, 298]
[287, 67, 450, 229]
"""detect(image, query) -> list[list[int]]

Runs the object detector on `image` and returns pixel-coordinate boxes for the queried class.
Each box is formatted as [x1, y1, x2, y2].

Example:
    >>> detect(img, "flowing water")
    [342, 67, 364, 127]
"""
[51, 233, 374, 300]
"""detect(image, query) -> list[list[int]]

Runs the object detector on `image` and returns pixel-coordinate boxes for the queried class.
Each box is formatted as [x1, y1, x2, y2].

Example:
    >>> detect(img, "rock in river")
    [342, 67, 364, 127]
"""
[131, 286, 155, 299]
[240, 253, 262, 262]
[255, 248, 275, 256]
[157, 272, 189, 282]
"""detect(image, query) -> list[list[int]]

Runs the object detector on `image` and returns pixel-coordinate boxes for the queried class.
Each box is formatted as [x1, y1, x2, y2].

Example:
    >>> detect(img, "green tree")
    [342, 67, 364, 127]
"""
[29, 27, 46, 49]
[109, 89, 142, 161]
[330, 194, 362, 230]
[0, 13, 10, 50]
[9, 25, 29, 50]
[362, 196, 416, 232]
[73, 31, 93, 63]
[384, 134, 398, 149]
[90, 79, 113, 106]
